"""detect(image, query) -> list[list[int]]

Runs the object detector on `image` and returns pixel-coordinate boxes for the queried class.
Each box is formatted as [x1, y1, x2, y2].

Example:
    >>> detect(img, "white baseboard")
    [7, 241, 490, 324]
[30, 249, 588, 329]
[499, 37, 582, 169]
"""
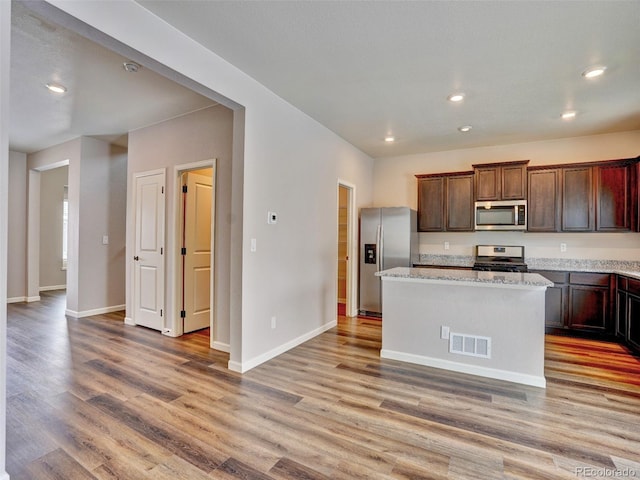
[65, 304, 125, 319]
[228, 319, 337, 373]
[0, 470, 10, 480]
[27, 295, 41, 302]
[7, 296, 27, 303]
[212, 341, 230, 353]
[39, 285, 66, 292]
[124, 317, 135, 326]
[380, 349, 546, 388]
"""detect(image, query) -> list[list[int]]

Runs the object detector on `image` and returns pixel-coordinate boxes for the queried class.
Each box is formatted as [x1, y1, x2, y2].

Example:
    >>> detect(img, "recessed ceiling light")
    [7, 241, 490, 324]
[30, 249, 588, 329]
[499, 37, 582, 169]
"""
[384, 136, 395, 143]
[561, 111, 577, 120]
[582, 66, 606, 79]
[458, 125, 472, 132]
[447, 93, 465, 103]
[46, 83, 67, 94]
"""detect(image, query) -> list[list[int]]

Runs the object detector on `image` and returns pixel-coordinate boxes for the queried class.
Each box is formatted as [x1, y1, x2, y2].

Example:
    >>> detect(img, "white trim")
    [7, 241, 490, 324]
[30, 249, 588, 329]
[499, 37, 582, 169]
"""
[0, 471, 10, 480]
[171, 160, 217, 344]
[39, 284, 67, 292]
[65, 304, 125, 319]
[228, 320, 337, 373]
[212, 341, 230, 353]
[337, 179, 357, 317]
[27, 295, 41, 303]
[7, 296, 27, 303]
[380, 349, 546, 388]
[124, 316, 135, 326]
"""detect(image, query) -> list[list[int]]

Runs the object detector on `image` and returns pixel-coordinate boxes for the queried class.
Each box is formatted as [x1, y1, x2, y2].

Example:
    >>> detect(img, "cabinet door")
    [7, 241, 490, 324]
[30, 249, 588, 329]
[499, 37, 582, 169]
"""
[446, 174, 474, 231]
[568, 285, 609, 332]
[628, 294, 640, 352]
[502, 164, 527, 200]
[616, 290, 628, 339]
[528, 169, 561, 232]
[545, 284, 568, 329]
[534, 270, 568, 329]
[596, 163, 630, 231]
[475, 167, 500, 201]
[562, 166, 594, 231]
[417, 177, 444, 232]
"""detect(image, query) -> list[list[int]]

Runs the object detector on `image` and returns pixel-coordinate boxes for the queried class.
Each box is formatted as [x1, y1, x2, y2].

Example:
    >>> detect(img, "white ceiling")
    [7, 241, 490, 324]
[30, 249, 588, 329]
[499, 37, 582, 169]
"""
[9, 1, 640, 159]
[9, 1, 217, 154]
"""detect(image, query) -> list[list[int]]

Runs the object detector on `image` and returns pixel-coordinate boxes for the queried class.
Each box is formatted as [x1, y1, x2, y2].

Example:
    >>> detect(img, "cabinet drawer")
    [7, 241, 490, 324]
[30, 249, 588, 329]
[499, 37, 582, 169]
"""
[628, 278, 640, 296]
[618, 276, 628, 291]
[569, 272, 610, 287]
[536, 270, 568, 284]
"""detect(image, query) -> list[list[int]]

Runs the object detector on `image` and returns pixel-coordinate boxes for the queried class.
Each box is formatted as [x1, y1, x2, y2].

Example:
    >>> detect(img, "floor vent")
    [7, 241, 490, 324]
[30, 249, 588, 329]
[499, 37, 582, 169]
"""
[449, 333, 491, 359]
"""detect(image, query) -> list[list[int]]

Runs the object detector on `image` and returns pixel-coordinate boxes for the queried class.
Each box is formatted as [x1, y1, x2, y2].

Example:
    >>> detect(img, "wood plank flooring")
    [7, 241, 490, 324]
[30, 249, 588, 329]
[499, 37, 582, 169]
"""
[6, 291, 640, 479]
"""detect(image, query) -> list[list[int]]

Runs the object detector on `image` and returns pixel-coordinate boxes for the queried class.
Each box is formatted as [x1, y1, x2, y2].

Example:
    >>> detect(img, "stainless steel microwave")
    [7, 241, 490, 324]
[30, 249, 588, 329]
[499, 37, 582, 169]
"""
[474, 200, 527, 231]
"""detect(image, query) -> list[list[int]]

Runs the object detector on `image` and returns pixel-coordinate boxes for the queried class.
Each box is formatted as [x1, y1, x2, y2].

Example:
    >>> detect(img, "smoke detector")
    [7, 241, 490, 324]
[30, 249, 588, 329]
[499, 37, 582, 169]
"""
[123, 61, 141, 73]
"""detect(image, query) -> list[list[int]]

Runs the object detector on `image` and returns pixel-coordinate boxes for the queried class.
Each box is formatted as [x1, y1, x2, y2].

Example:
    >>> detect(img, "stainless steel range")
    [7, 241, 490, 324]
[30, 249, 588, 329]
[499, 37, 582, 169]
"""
[472, 245, 528, 272]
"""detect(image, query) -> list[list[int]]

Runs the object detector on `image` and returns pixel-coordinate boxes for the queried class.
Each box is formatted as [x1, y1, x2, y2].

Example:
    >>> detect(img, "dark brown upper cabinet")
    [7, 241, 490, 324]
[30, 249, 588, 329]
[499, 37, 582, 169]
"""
[473, 160, 529, 201]
[528, 157, 637, 233]
[596, 162, 632, 231]
[416, 172, 474, 232]
[562, 165, 595, 231]
[527, 167, 562, 232]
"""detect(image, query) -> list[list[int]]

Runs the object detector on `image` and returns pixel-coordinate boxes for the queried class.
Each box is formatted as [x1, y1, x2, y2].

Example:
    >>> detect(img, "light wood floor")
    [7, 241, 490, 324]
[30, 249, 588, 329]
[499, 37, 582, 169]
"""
[6, 291, 640, 479]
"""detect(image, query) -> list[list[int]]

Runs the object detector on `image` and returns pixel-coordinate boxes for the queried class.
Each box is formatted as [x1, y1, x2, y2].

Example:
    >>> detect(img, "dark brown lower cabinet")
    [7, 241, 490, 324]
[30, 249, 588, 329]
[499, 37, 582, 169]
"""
[534, 270, 568, 329]
[616, 275, 640, 354]
[534, 270, 613, 335]
[628, 294, 640, 352]
[568, 285, 609, 332]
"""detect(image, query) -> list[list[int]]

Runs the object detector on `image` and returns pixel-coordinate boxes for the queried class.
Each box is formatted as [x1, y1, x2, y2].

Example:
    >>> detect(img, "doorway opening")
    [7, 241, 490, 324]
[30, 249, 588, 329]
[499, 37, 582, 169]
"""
[174, 161, 217, 344]
[337, 180, 356, 317]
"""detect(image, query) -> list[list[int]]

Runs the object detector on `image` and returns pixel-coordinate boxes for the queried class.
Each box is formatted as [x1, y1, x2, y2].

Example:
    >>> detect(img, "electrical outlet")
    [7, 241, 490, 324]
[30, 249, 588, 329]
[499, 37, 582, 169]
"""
[444, 241, 450, 250]
[441, 325, 450, 340]
[271, 316, 276, 329]
[560, 243, 567, 252]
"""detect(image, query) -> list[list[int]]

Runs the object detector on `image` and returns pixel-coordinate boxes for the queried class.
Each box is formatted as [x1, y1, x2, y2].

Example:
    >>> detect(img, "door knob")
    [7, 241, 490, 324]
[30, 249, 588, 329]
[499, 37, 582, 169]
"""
[134, 256, 139, 261]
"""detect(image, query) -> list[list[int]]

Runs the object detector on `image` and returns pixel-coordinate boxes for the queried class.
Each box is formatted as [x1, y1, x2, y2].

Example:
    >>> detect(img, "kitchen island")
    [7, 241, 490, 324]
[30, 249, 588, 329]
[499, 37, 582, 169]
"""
[376, 267, 553, 388]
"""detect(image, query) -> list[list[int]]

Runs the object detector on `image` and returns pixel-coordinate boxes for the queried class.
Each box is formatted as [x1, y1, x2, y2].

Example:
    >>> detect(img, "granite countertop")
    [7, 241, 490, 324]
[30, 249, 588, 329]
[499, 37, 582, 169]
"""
[414, 254, 640, 280]
[376, 267, 553, 289]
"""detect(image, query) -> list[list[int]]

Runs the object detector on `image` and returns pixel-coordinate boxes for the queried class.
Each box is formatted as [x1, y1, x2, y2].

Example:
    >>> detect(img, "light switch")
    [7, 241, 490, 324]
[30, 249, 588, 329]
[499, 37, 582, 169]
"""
[102, 235, 109, 245]
[250, 238, 257, 252]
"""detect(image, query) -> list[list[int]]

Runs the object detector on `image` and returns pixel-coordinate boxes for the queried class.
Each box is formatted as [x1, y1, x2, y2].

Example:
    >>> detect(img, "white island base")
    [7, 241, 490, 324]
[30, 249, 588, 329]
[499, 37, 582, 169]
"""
[377, 268, 553, 388]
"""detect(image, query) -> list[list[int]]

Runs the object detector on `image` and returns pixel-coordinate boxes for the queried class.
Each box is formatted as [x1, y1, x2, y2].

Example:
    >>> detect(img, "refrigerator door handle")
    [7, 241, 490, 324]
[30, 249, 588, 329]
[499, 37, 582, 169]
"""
[378, 224, 384, 271]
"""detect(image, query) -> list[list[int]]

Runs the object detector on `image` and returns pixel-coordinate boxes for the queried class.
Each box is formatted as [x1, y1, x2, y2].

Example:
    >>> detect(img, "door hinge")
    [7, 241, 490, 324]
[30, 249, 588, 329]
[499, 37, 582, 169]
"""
[181, 247, 187, 255]
[182, 185, 188, 193]
[161, 247, 163, 255]
[161, 186, 164, 194]
[180, 310, 186, 318]
[160, 309, 163, 317]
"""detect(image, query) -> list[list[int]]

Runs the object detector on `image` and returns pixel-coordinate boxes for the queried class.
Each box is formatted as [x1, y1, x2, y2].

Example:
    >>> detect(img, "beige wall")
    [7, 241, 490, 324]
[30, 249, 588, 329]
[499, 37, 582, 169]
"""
[26, 137, 127, 315]
[39, 165, 68, 289]
[127, 105, 234, 347]
[373, 130, 640, 261]
[7, 151, 27, 301]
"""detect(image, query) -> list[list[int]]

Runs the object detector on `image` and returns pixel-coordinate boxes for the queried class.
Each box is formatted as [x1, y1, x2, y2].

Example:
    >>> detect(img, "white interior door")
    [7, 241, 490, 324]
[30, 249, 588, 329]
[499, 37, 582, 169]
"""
[182, 171, 213, 333]
[133, 171, 165, 331]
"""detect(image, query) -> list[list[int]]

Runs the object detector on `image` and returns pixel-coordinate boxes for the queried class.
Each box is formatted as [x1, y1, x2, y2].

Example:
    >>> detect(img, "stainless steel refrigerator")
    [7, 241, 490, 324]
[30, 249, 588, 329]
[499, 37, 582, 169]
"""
[359, 207, 417, 316]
